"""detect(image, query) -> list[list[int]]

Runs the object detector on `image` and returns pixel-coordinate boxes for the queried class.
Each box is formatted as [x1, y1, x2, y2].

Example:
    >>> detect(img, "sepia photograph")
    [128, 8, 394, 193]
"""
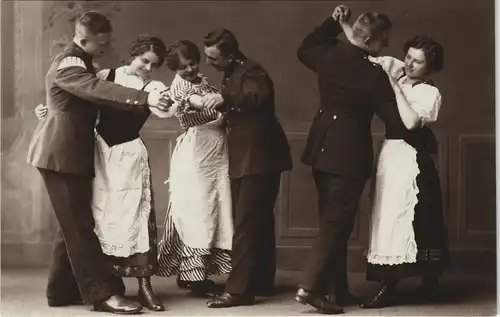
[0, 0, 496, 316]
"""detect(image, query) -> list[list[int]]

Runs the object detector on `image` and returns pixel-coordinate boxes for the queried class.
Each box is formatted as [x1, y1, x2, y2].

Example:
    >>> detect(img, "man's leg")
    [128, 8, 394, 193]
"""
[225, 173, 275, 296]
[251, 173, 280, 295]
[46, 228, 82, 306]
[39, 168, 124, 304]
[208, 173, 278, 307]
[298, 171, 366, 300]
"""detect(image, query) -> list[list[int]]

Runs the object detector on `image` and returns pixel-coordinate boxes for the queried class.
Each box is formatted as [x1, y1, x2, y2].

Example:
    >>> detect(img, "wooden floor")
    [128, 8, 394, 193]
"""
[1, 268, 496, 316]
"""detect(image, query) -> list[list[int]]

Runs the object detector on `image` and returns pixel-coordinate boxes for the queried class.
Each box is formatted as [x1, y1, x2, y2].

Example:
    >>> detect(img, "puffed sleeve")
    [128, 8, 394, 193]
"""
[96, 69, 110, 80]
[176, 83, 221, 128]
[144, 80, 169, 94]
[368, 56, 405, 80]
[411, 84, 442, 126]
[165, 75, 220, 127]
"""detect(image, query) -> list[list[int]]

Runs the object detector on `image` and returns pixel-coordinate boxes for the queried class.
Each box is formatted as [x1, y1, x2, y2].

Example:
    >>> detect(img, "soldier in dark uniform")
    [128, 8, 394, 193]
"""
[26, 11, 169, 315]
[293, 5, 409, 315]
[200, 28, 293, 308]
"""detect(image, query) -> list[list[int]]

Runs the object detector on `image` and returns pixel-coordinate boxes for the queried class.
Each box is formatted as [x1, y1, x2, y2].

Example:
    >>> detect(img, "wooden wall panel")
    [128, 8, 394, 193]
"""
[457, 134, 496, 248]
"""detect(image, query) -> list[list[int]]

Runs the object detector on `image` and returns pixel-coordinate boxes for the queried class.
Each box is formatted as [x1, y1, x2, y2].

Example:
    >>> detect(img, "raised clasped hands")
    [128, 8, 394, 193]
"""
[200, 93, 224, 110]
[332, 4, 351, 23]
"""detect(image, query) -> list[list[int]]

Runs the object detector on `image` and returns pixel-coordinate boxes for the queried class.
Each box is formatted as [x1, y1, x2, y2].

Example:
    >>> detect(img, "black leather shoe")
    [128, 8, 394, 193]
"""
[206, 292, 255, 308]
[138, 277, 165, 311]
[359, 284, 395, 309]
[295, 288, 344, 314]
[47, 297, 83, 307]
[94, 295, 142, 315]
[176, 276, 190, 289]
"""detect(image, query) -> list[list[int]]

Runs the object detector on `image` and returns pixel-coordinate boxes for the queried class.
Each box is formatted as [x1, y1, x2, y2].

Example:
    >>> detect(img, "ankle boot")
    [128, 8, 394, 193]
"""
[137, 277, 165, 311]
[360, 280, 397, 309]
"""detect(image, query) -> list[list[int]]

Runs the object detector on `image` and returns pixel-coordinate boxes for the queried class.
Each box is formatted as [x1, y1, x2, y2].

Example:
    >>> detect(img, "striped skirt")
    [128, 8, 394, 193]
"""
[156, 204, 232, 281]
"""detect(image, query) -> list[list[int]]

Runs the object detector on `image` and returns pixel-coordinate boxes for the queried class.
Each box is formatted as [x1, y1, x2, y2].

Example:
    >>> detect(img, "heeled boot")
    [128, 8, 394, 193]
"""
[137, 277, 165, 311]
[359, 280, 397, 309]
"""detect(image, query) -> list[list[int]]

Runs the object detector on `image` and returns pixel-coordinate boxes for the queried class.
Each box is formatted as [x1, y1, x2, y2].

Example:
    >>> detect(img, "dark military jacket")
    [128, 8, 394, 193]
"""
[27, 42, 150, 175]
[219, 57, 293, 178]
[297, 17, 407, 179]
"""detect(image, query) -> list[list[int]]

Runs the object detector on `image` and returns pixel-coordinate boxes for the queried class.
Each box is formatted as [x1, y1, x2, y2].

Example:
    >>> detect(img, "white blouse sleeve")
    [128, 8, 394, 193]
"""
[411, 84, 442, 126]
[368, 56, 405, 80]
[96, 69, 110, 80]
[143, 80, 168, 93]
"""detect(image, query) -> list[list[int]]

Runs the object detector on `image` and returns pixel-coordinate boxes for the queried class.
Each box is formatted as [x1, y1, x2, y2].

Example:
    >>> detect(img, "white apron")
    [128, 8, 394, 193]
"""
[91, 66, 155, 257]
[168, 115, 233, 250]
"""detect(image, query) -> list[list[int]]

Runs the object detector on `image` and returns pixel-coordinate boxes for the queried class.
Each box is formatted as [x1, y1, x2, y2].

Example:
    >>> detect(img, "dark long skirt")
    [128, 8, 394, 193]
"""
[367, 151, 451, 282]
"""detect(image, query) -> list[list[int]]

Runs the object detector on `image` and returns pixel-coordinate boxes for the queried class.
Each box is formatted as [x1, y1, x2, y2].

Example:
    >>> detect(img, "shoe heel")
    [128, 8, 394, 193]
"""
[294, 295, 308, 305]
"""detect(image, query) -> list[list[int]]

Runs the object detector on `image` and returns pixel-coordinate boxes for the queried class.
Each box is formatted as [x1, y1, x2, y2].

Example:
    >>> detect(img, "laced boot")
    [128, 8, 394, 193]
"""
[137, 277, 165, 311]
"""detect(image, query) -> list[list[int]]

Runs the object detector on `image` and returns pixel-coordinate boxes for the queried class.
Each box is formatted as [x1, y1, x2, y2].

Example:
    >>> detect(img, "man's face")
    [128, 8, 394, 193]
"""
[204, 45, 231, 71]
[82, 32, 112, 57]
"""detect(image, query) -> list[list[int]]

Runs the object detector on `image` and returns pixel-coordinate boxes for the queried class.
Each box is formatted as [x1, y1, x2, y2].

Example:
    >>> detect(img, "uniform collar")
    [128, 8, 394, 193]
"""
[343, 41, 370, 59]
[224, 55, 246, 78]
[70, 41, 93, 61]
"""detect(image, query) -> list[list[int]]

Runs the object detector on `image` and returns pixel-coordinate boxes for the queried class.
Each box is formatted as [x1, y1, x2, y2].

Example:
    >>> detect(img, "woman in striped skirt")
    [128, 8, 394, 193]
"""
[156, 40, 233, 297]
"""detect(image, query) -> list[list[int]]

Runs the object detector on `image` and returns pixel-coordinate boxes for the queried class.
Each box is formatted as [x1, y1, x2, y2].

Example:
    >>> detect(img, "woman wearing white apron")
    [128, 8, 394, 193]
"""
[36, 36, 169, 311]
[338, 19, 449, 308]
[360, 36, 450, 308]
[156, 40, 233, 297]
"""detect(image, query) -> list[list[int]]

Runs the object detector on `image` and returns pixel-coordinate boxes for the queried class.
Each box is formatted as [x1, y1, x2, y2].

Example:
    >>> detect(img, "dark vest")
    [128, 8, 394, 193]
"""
[95, 69, 151, 146]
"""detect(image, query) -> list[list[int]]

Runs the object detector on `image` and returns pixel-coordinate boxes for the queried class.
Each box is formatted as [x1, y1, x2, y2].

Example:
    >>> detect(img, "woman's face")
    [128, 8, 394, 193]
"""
[129, 50, 160, 79]
[175, 54, 200, 82]
[404, 47, 429, 79]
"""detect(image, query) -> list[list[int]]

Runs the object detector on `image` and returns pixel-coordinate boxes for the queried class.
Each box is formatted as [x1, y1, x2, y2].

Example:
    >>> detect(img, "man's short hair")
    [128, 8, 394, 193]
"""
[76, 11, 112, 35]
[203, 28, 241, 57]
[352, 12, 392, 41]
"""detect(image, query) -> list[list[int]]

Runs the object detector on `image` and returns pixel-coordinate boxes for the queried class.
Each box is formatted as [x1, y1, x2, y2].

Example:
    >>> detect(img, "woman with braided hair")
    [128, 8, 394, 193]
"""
[156, 40, 233, 297]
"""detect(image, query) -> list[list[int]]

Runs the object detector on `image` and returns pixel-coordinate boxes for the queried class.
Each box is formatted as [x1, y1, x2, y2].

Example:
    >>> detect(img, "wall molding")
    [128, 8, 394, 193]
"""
[456, 133, 496, 248]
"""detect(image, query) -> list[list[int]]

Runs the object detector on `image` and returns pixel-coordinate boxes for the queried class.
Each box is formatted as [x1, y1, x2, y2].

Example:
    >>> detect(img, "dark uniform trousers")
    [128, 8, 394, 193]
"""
[300, 170, 366, 296]
[219, 56, 292, 296]
[39, 168, 125, 303]
[225, 172, 281, 295]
